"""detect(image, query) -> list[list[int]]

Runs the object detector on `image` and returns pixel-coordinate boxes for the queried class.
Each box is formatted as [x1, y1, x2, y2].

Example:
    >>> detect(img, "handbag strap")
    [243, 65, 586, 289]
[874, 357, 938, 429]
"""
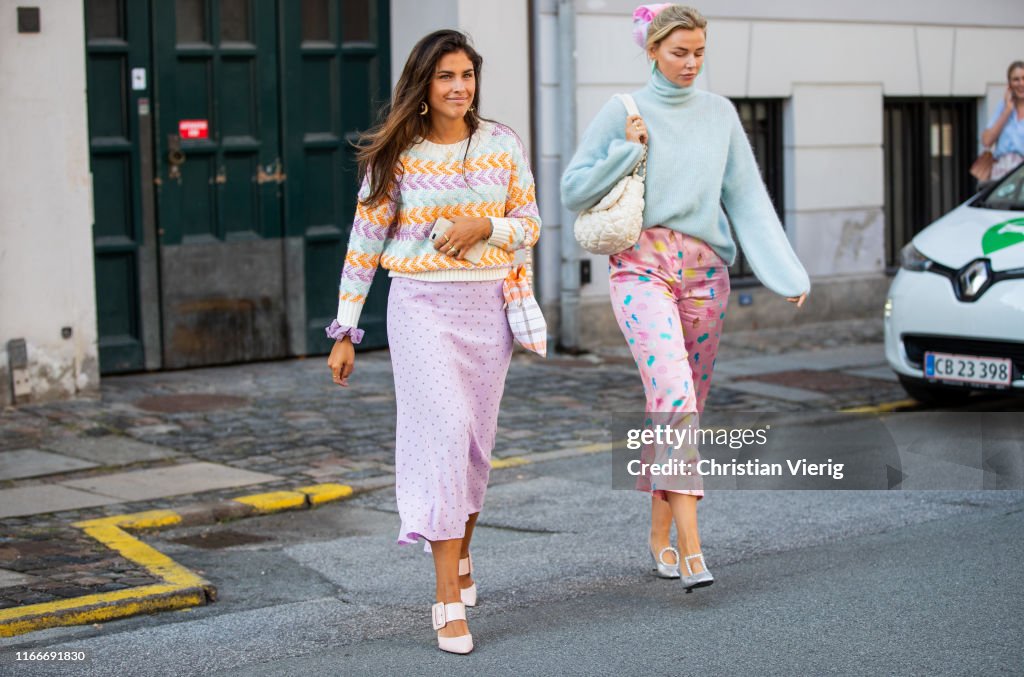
[615, 93, 640, 117]
[615, 93, 647, 182]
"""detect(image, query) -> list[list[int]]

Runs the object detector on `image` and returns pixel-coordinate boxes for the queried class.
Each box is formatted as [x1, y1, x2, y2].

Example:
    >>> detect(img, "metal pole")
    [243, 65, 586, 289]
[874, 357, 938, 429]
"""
[557, 0, 580, 351]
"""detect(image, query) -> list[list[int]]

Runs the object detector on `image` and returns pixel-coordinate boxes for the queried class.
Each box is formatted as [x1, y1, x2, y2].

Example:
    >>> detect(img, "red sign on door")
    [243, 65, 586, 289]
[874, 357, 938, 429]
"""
[178, 119, 209, 139]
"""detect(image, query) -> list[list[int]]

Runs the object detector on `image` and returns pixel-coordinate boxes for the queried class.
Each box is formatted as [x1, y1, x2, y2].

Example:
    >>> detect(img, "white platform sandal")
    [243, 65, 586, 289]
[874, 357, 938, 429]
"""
[459, 553, 477, 607]
[431, 601, 473, 654]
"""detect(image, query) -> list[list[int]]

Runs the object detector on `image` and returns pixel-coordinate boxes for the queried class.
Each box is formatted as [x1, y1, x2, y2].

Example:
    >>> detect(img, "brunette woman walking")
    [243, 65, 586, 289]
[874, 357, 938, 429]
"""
[327, 30, 540, 654]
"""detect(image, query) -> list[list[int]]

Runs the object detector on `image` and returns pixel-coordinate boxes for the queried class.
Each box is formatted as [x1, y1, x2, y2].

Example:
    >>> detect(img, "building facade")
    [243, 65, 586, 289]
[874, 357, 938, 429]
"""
[535, 0, 1024, 349]
[2, 0, 1022, 404]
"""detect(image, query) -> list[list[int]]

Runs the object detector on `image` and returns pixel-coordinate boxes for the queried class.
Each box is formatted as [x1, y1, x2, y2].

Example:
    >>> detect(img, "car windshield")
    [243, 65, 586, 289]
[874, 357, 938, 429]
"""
[975, 163, 1024, 210]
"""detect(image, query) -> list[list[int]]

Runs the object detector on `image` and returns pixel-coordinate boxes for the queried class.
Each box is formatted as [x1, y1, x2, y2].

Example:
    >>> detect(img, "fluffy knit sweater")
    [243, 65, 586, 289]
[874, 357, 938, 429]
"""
[561, 69, 809, 298]
[335, 121, 540, 331]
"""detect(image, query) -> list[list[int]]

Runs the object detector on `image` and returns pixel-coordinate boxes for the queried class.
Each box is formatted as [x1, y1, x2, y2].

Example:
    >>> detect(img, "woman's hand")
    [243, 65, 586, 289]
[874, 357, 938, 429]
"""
[431, 217, 491, 260]
[327, 337, 355, 387]
[625, 114, 648, 145]
[786, 292, 807, 308]
[1006, 86, 1016, 108]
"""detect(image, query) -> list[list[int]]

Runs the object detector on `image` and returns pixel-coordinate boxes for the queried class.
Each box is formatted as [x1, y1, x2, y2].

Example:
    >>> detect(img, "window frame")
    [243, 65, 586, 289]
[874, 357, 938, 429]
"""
[883, 97, 978, 271]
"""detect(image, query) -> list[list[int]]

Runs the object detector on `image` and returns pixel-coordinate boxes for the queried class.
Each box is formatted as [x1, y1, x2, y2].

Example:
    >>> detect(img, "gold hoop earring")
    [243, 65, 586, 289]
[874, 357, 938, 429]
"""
[419, 102, 429, 116]
[468, 105, 476, 113]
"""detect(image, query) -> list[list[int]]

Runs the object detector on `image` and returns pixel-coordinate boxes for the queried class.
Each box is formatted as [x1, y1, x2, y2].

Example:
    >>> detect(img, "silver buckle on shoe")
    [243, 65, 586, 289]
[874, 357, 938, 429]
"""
[431, 602, 446, 630]
[683, 553, 706, 576]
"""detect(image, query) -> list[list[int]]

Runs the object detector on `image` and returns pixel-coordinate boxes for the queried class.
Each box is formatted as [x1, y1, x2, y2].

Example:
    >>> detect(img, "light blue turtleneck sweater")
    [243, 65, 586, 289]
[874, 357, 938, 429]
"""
[561, 69, 810, 298]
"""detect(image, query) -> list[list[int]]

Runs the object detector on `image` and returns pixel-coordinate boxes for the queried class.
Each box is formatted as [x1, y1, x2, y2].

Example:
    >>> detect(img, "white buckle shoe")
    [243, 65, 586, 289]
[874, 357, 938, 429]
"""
[431, 601, 473, 654]
[649, 544, 681, 578]
[680, 552, 714, 593]
[459, 554, 477, 607]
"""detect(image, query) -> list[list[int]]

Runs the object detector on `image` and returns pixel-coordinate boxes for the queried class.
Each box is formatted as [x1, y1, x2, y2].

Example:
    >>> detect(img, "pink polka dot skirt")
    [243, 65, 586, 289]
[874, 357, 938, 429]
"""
[386, 277, 513, 547]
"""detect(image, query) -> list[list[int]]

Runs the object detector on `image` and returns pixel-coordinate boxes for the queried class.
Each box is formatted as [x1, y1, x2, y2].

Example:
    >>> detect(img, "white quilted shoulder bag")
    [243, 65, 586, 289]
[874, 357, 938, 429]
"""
[573, 93, 647, 256]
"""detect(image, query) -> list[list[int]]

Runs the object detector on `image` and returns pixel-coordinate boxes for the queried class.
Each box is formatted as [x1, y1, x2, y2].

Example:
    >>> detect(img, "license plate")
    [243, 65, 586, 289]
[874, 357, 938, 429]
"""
[924, 351, 1012, 387]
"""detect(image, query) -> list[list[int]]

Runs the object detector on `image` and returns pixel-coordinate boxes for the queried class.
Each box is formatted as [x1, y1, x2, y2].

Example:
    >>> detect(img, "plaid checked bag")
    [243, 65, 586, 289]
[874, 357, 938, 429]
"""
[502, 265, 547, 357]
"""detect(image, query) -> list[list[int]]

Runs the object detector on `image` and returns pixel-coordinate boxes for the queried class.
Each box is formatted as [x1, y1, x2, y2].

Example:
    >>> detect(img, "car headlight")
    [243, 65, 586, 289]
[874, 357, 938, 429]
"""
[899, 242, 932, 271]
[884, 297, 893, 318]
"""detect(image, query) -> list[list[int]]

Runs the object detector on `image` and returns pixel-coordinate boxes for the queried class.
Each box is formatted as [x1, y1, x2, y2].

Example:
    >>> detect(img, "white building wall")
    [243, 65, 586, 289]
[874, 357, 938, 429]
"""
[389, 0, 532, 152]
[541, 0, 1024, 346]
[0, 0, 97, 406]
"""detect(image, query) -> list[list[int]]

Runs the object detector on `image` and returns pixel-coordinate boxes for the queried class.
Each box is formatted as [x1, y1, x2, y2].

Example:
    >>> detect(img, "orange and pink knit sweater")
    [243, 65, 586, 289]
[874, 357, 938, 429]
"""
[334, 121, 541, 336]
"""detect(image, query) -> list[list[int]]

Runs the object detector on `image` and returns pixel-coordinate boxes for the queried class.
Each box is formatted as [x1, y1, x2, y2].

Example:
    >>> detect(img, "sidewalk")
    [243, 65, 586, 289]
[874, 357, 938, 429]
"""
[0, 318, 910, 631]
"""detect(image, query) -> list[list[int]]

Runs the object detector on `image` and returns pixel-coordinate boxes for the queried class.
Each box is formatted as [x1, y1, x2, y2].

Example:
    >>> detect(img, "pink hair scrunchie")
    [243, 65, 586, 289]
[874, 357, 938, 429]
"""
[632, 3, 674, 48]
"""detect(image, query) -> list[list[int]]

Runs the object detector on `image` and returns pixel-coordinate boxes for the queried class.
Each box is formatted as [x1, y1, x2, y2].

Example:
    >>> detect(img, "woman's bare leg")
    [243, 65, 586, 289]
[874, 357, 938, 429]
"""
[649, 496, 678, 565]
[431, 538, 469, 638]
[665, 493, 705, 574]
[459, 512, 479, 590]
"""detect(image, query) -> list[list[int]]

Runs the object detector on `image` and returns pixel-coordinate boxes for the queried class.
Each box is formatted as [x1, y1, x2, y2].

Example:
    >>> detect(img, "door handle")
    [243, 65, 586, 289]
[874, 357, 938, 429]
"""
[256, 158, 286, 184]
[167, 134, 185, 181]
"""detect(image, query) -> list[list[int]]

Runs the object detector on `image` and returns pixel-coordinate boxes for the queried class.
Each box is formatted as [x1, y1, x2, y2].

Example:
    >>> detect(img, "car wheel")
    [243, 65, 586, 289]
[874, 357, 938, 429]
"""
[897, 375, 972, 406]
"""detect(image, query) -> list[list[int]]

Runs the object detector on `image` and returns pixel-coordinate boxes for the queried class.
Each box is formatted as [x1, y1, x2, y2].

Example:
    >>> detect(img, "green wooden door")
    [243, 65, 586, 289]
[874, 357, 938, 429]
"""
[86, 0, 392, 371]
[152, 0, 287, 368]
[85, 0, 153, 373]
[280, 0, 392, 352]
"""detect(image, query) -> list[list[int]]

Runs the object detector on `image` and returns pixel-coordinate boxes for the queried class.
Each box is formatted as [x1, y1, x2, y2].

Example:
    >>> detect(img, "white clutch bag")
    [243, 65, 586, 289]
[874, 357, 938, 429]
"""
[573, 93, 647, 256]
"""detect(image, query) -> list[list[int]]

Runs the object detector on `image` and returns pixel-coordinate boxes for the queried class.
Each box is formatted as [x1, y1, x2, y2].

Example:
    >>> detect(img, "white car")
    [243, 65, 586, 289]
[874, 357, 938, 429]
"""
[885, 163, 1024, 405]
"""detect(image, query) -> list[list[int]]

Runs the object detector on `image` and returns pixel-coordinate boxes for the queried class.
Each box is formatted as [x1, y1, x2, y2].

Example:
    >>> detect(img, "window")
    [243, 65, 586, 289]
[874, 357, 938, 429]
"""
[175, 0, 207, 43]
[728, 99, 785, 280]
[85, 0, 123, 40]
[883, 99, 977, 269]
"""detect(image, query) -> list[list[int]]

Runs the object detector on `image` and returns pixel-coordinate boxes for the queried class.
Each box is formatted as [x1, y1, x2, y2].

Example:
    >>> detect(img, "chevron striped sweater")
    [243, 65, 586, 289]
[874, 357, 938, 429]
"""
[334, 120, 541, 333]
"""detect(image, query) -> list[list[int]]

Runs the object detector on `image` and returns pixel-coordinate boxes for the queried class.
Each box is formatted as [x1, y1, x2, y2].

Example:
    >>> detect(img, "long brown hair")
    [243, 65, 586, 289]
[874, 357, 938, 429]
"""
[357, 30, 483, 206]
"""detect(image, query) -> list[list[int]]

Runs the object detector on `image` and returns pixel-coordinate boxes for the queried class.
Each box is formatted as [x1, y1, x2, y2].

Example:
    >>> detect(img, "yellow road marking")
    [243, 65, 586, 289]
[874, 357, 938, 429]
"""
[840, 399, 918, 414]
[0, 482, 354, 637]
[0, 585, 206, 637]
[491, 456, 529, 469]
[82, 509, 182, 530]
[74, 523, 210, 590]
[233, 490, 307, 513]
[570, 441, 620, 454]
[297, 483, 354, 505]
[490, 440, 623, 470]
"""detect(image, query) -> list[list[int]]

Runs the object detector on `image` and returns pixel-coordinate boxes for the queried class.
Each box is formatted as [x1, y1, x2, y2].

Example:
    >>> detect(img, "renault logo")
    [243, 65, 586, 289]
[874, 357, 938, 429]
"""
[956, 259, 991, 301]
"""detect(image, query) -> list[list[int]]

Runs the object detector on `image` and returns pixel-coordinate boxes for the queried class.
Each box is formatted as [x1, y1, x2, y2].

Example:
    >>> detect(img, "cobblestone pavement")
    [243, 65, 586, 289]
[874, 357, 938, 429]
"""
[0, 317, 964, 610]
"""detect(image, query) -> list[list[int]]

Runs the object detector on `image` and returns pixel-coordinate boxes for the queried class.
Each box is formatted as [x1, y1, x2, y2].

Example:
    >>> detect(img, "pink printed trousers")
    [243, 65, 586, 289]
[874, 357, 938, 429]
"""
[608, 228, 731, 499]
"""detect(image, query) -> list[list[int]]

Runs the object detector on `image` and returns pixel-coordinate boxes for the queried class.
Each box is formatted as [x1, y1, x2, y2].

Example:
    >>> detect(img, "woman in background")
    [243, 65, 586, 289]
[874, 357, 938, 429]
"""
[982, 61, 1024, 181]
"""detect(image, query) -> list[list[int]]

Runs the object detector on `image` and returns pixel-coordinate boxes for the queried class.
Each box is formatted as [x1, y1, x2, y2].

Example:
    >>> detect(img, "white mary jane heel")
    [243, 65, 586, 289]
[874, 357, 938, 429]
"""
[432, 601, 473, 655]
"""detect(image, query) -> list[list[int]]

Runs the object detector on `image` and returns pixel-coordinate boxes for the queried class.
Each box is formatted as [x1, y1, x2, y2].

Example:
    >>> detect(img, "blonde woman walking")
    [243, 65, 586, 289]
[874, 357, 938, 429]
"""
[562, 4, 808, 592]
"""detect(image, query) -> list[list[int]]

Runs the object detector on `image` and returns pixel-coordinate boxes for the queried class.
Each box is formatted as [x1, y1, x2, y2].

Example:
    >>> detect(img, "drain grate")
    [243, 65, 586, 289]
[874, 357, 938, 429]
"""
[169, 530, 273, 549]
[134, 394, 250, 413]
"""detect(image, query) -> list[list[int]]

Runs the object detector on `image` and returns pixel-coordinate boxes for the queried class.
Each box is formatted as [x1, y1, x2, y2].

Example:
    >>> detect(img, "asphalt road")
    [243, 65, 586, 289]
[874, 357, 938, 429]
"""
[3, 440, 1021, 677]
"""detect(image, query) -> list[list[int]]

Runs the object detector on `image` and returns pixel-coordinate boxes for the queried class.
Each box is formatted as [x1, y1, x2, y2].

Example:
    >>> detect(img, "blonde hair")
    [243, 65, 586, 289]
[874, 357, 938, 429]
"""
[645, 5, 707, 52]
